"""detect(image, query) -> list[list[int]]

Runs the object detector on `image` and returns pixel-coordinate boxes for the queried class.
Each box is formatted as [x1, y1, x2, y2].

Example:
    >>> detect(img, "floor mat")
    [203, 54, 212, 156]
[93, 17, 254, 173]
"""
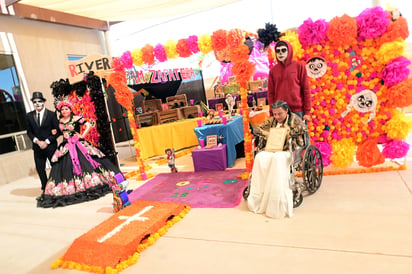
[128, 169, 248, 208]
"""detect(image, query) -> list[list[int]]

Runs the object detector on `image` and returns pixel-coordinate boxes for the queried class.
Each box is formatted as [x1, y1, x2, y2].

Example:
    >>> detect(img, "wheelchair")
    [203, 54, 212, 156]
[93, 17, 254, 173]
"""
[243, 132, 323, 208]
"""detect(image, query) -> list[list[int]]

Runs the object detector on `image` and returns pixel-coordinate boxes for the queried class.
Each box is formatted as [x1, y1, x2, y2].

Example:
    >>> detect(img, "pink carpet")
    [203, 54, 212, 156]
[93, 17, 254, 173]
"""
[128, 169, 248, 208]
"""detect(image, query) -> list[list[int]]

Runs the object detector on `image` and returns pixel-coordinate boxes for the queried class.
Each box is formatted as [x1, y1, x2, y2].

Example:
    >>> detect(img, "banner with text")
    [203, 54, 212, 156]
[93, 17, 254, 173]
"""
[126, 67, 196, 85]
[66, 54, 112, 84]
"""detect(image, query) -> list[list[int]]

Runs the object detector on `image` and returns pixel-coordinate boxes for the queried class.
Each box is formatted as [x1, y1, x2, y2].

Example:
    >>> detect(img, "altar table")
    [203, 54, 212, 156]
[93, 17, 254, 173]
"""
[136, 118, 199, 159]
[194, 115, 244, 168]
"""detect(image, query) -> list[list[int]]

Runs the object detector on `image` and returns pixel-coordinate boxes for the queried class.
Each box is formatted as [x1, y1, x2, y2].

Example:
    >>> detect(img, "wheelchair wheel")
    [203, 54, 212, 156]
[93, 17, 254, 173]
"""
[302, 144, 323, 194]
[243, 185, 250, 200]
[293, 190, 303, 208]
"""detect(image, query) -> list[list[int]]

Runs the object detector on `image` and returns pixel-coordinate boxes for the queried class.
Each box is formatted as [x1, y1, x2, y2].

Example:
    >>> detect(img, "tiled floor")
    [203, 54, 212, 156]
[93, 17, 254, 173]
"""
[1, 144, 412, 274]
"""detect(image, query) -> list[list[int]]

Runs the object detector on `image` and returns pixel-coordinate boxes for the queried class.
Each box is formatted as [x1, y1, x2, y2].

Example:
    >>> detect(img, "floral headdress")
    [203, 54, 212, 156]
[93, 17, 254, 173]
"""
[56, 99, 73, 111]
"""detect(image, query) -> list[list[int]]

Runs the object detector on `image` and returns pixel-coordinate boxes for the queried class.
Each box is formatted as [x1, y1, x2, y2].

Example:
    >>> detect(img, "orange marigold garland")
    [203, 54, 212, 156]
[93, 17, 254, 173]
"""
[108, 58, 147, 180]
[230, 40, 255, 175]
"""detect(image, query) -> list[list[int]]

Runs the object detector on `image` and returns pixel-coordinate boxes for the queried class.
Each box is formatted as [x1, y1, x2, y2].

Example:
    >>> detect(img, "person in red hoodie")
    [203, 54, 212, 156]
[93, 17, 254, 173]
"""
[267, 40, 311, 122]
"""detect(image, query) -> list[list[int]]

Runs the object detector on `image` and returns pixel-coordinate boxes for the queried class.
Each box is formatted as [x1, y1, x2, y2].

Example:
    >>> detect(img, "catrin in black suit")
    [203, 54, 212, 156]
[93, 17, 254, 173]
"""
[26, 92, 60, 191]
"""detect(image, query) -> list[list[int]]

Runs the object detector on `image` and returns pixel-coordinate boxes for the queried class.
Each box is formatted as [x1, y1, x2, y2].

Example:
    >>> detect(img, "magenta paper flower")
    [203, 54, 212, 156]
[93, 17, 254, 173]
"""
[381, 56, 411, 87]
[315, 141, 332, 167]
[111, 57, 125, 72]
[154, 44, 168, 62]
[298, 18, 328, 48]
[187, 35, 200, 54]
[356, 6, 390, 39]
[382, 140, 410, 159]
[120, 51, 133, 69]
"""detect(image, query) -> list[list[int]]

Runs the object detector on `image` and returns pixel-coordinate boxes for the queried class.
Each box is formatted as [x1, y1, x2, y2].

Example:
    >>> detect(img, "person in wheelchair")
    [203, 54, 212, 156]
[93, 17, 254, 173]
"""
[247, 100, 307, 219]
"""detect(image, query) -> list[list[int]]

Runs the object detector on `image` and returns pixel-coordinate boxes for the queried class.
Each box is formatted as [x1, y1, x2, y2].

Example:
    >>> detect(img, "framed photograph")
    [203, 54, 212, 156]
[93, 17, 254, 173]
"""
[215, 103, 224, 111]
[206, 135, 218, 148]
[265, 127, 287, 152]
[236, 101, 242, 109]
[257, 98, 266, 106]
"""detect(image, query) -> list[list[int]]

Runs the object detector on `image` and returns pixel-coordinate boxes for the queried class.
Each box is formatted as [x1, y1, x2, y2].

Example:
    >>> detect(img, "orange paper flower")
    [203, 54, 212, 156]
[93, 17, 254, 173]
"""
[231, 61, 255, 84]
[141, 44, 155, 65]
[211, 29, 228, 51]
[176, 39, 192, 58]
[356, 139, 385, 167]
[327, 14, 357, 47]
[227, 29, 244, 48]
[388, 78, 412, 108]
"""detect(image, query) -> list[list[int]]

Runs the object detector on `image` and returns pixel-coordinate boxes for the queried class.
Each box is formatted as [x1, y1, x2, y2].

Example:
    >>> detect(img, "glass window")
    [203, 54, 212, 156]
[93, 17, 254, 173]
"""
[0, 53, 28, 154]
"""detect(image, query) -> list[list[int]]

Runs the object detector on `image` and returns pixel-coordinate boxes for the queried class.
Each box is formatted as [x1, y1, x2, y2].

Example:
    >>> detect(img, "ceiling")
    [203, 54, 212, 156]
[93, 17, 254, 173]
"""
[5, 0, 240, 30]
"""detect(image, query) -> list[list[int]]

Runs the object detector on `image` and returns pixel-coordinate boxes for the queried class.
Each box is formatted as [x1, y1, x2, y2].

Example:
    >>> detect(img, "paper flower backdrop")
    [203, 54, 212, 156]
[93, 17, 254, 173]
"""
[288, 6, 412, 169]
[111, 6, 411, 174]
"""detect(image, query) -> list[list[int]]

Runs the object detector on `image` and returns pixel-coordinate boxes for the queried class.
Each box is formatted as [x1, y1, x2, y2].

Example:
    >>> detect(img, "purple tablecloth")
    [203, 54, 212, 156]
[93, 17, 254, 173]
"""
[192, 144, 227, 171]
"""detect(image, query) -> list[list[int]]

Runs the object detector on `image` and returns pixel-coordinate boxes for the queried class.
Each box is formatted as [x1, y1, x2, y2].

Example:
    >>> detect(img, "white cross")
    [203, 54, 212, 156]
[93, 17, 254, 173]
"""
[97, 205, 153, 243]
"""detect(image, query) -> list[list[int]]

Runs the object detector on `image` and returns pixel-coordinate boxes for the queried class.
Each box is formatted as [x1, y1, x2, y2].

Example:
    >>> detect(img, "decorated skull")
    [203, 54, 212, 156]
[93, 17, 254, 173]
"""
[341, 89, 378, 123]
[306, 57, 327, 78]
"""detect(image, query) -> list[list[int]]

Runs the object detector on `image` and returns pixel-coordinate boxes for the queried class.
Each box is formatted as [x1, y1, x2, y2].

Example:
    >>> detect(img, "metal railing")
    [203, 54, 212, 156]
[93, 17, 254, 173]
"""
[0, 130, 28, 152]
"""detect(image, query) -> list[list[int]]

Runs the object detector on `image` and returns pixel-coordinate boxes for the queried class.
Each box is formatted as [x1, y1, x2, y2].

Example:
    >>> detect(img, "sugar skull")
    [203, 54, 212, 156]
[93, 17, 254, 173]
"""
[341, 89, 378, 123]
[306, 57, 327, 78]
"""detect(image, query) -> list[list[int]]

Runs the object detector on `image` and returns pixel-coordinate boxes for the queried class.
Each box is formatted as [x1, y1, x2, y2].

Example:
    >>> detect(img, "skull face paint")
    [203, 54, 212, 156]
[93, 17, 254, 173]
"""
[32, 99, 45, 111]
[306, 57, 327, 78]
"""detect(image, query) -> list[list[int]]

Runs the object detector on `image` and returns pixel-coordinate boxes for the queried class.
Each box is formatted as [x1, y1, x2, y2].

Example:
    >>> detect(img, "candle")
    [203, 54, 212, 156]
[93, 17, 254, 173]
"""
[222, 116, 227, 125]
[190, 99, 194, 105]
[197, 119, 202, 127]
[199, 112, 203, 117]
[199, 138, 205, 148]
[218, 110, 223, 117]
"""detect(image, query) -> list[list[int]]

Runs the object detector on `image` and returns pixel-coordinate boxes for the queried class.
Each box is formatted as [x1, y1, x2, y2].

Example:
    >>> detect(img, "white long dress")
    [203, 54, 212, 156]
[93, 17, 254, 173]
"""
[247, 150, 293, 218]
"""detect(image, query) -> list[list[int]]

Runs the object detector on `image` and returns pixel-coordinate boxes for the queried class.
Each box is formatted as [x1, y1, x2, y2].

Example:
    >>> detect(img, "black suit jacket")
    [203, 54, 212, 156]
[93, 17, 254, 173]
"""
[26, 108, 60, 152]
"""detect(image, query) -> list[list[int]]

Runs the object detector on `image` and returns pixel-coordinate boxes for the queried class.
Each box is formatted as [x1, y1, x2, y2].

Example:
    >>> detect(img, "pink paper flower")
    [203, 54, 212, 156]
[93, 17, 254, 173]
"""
[120, 51, 133, 69]
[187, 35, 199, 54]
[382, 140, 410, 159]
[381, 56, 411, 87]
[154, 43, 168, 62]
[356, 6, 390, 39]
[298, 18, 328, 48]
[315, 142, 332, 167]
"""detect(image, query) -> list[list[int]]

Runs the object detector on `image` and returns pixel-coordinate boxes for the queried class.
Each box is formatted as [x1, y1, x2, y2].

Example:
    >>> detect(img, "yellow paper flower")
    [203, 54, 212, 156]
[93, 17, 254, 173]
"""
[282, 30, 304, 59]
[198, 33, 213, 54]
[377, 38, 405, 65]
[164, 40, 178, 59]
[330, 138, 356, 168]
[384, 109, 412, 140]
[131, 48, 143, 67]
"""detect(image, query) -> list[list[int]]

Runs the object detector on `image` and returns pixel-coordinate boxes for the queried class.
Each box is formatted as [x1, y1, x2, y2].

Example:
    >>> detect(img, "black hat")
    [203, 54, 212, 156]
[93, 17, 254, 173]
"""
[31, 91, 46, 102]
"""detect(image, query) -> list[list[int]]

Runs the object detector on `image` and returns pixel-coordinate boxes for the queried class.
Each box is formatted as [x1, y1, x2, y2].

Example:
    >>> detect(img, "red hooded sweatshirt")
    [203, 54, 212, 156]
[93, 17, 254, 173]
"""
[267, 40, 311, 115]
